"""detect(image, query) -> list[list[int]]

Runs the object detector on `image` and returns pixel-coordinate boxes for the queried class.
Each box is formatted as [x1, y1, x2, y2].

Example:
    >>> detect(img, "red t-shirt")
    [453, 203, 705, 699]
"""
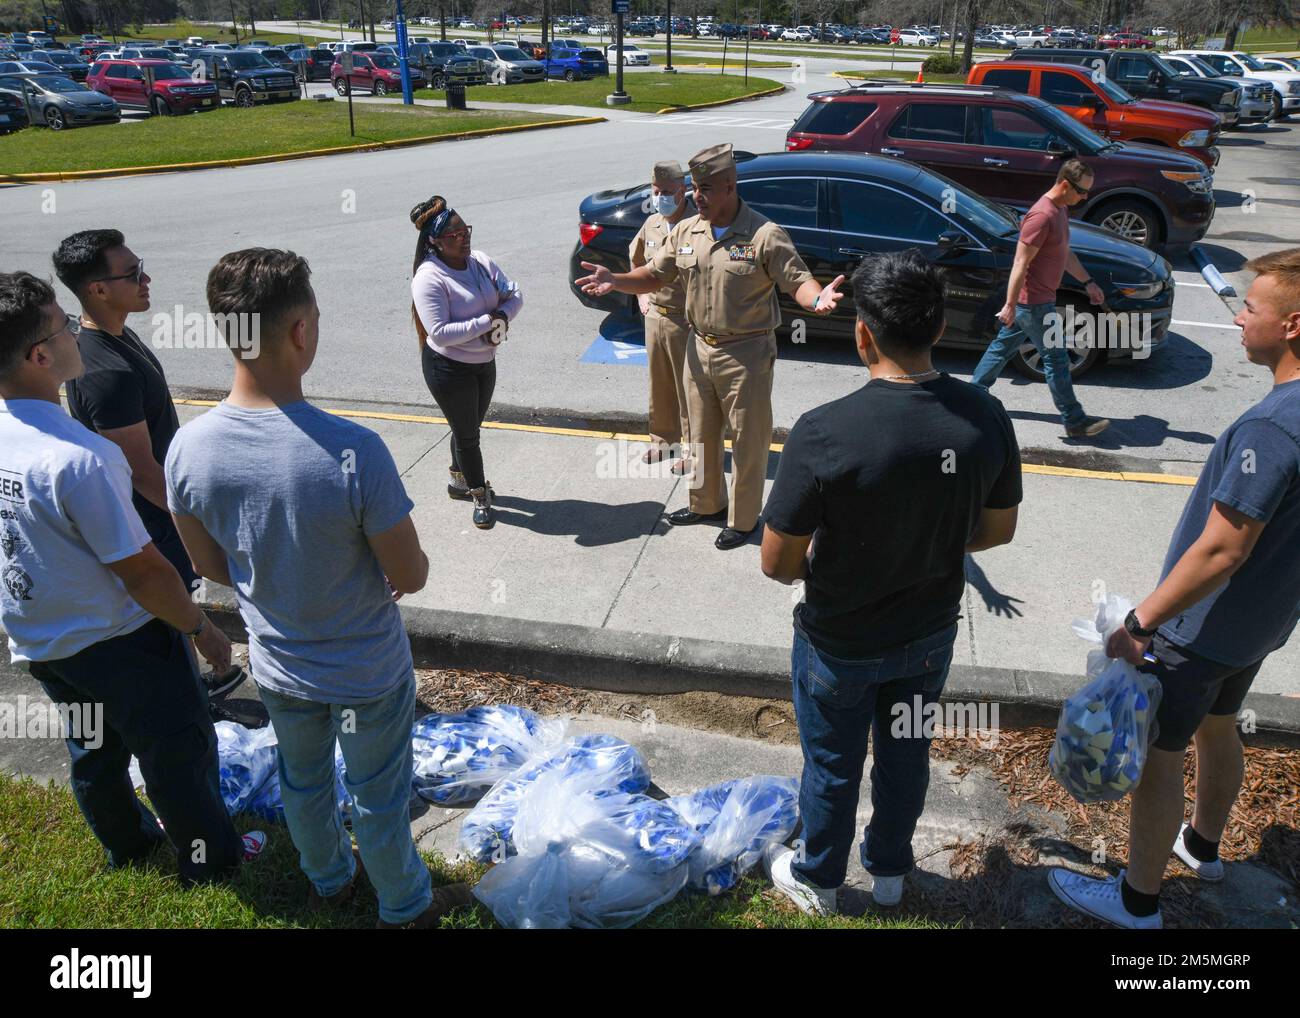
[1018, 194, 1069, 305]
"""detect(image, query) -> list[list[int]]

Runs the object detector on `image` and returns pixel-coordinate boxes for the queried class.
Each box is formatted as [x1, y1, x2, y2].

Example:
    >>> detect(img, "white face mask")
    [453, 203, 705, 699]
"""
[654, 193, 680, 216]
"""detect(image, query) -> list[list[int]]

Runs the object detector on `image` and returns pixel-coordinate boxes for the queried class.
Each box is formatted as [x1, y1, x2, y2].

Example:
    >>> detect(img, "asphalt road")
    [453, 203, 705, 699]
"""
[2, 84, 1296, 474]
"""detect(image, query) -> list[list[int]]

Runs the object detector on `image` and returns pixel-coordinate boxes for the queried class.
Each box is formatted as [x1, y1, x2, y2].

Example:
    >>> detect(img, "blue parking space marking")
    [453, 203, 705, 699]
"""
[580, 316, 648, 366]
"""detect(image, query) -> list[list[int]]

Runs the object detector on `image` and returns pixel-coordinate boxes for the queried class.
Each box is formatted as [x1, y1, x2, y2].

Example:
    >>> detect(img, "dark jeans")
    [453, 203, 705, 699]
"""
[790, 622, 958, 889]
[28, 619, 242, 885]
[421, 344, 496, 489]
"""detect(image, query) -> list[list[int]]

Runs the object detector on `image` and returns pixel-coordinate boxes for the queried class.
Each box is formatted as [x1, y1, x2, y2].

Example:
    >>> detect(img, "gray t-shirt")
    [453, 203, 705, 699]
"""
[1158, 379, 1300, 666]
[165, 400, 415, 703]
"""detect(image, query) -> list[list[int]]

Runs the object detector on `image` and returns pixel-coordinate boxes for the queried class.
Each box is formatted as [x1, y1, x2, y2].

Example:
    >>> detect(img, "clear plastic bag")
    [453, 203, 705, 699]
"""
[666, 776, 800, 895]
[460, 733, 651, 863]
[1050, 593, 1163, 803]
[410, 704, 567, 805]
[471, 763, 698, 929]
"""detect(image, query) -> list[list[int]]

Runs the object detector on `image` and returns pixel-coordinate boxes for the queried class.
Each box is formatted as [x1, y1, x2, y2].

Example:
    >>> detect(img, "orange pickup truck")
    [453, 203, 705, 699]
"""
[967, 60, 1221, 169]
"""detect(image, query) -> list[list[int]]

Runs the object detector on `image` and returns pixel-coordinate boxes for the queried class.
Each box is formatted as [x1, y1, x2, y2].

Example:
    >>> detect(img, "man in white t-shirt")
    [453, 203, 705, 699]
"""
[0, 271, 265, 884]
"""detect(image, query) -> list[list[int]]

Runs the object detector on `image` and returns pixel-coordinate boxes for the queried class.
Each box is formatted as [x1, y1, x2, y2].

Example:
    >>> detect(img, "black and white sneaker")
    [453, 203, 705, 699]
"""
[203, 665, 245, 700]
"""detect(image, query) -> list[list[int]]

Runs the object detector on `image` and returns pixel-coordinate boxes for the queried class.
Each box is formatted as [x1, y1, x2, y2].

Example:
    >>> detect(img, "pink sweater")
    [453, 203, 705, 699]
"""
[412, 250, 523, 364]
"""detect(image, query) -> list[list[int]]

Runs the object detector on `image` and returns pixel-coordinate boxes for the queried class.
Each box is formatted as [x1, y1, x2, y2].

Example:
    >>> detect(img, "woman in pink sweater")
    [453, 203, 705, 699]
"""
[410, 195, 523, 529]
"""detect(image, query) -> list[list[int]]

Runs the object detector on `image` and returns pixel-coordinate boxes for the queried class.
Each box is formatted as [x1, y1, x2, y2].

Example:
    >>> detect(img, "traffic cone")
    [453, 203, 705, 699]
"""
[916, 68, 924, 82]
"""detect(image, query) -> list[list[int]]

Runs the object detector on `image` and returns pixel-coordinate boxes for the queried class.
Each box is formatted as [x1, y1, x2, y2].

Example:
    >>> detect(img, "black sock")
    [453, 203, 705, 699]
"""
[1182, 824, 1220, 863]
[1120, 877, 1160, 917]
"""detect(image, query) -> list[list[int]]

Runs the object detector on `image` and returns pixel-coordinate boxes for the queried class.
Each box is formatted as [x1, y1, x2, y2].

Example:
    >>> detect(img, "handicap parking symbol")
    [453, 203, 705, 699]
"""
[580, 314, 647, 366]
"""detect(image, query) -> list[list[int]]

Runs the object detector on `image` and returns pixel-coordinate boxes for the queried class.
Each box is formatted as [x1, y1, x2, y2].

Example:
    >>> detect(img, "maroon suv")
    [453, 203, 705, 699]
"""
[785, 82, 1215, 250]
[331, 51, 425, 95]
[87, 58, 220, 115]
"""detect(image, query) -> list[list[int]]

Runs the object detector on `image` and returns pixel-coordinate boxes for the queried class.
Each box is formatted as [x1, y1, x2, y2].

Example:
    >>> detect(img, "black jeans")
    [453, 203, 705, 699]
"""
[28, 619, 242, 885]
[421, 344, 496, 490]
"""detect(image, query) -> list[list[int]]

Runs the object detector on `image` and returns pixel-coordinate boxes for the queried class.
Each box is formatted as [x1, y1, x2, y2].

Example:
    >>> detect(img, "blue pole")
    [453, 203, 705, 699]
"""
[395, 1, 414, 104]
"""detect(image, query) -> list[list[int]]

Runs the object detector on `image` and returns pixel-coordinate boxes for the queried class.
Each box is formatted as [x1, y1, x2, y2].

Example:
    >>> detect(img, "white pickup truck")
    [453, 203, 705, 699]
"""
[1173, 49, 1300, 120]
[1012, 29, 1051, 48]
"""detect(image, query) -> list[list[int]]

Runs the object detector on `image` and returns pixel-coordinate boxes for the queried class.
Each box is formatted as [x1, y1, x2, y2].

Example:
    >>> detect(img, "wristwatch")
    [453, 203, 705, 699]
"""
[185, 615, 206, 639]
[1124, 608, 1157, 639]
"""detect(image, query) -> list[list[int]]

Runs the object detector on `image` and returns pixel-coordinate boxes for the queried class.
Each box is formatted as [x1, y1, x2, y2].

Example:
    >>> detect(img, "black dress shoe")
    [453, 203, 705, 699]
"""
[664, 507, 728, 526]
[715, 526, 756, 550]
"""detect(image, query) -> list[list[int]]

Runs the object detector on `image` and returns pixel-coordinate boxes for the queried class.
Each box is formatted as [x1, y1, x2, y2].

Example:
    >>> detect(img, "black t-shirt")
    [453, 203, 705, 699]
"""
[65, 325, 180, 541]
[763, 374, 1023, 657]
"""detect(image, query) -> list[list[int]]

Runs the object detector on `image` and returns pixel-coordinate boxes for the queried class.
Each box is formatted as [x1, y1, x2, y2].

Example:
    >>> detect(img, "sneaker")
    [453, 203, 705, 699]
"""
[376, 882, 475, 928]
[203, 665, 245, 700]
[1047, 867, 1162, 929]
[1065, 416, 1111, 438]
[860, 851, 904, 905]
[763, 844, 837, 917]
[1172, 822, 1224, 881]
[241, 830, 268, 863]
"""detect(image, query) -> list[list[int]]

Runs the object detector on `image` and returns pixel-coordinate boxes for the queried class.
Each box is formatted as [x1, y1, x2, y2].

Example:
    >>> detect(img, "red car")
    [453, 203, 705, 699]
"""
[331, 51, 425, 95]
[87, 58, 220, 115]
[1100, 32, 1153, 49]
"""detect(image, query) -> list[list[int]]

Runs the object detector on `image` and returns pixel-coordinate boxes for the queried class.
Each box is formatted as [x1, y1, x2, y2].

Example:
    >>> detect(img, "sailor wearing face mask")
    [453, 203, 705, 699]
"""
[628, 160, 692, 470]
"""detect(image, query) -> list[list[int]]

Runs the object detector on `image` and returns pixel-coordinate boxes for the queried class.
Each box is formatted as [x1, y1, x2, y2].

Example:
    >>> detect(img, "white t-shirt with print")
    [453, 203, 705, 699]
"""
[0, 399, 152, 663]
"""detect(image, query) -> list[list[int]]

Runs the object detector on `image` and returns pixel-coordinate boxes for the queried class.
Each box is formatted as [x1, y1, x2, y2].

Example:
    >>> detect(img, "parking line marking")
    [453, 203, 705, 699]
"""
[1172, 319, 1239, 330]
[172, 398, 1201, 486]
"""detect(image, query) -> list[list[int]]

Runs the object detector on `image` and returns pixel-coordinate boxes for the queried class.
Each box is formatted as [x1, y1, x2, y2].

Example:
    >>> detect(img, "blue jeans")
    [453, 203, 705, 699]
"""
[260, 676, 432, 924]
[971, 301, 1086, 429]
[790, 623, 958, 889]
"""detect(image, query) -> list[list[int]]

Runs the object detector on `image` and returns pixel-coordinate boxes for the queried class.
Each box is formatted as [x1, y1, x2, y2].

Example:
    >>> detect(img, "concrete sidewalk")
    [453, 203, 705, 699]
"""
[175, 397, 1298, 700]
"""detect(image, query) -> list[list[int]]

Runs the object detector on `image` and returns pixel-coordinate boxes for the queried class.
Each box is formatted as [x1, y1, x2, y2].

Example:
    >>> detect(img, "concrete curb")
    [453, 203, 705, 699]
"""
[199, 592, 1300, 746]
[656, 82, 786, 113]
[0, 115, 605, 184]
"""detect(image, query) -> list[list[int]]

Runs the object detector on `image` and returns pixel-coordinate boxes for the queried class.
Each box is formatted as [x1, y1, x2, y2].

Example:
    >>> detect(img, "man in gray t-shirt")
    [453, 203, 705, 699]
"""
[165, 249, 469, 927]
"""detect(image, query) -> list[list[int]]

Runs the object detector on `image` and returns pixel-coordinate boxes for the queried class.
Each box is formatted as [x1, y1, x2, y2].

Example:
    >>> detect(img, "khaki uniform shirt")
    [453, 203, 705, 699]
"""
[648, 200, 815, 339]
[629, 212, 687, 312]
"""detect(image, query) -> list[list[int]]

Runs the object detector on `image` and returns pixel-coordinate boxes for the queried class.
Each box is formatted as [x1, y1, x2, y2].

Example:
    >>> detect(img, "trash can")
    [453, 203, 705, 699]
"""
[445, 83, 466, 110]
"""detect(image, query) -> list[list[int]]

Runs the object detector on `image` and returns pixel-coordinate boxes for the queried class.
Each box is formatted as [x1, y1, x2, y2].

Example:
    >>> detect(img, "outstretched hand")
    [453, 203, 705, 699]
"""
[816, 274, 846, 314]
[576, 261, 615, 297]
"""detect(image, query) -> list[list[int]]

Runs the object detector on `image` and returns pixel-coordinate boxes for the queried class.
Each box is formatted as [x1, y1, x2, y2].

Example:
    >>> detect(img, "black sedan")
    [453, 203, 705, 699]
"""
[570, 151, 1175, 380]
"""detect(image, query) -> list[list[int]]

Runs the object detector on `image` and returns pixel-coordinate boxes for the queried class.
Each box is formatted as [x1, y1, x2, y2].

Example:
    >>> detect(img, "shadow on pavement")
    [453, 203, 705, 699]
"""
[964, 556, 1026, 620]
[491, 494, 667, 546]
[1003, 409, 1216, 451]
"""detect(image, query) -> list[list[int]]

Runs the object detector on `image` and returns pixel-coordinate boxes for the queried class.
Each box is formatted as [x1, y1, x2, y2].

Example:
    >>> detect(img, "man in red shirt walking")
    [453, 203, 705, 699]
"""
[971, 158, 1110, 439]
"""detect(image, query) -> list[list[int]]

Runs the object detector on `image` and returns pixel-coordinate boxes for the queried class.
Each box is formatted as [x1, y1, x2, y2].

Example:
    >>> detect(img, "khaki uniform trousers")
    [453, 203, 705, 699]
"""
[685, 330, 776, 532]
[645, 309, 691, 452]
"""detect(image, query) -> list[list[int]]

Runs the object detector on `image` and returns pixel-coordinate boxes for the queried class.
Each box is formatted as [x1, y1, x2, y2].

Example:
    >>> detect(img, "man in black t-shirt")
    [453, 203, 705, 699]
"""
[54, 230, 242, 702]
[760, 250, 1023, 916]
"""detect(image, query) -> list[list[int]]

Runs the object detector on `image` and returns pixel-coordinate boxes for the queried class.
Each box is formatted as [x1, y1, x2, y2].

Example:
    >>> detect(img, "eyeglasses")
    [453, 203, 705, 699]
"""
[93, 259, 145, 285]
[1067, 180, 1091, 197]
[27, 313, 79, 356]
[440, 226, 472, 243]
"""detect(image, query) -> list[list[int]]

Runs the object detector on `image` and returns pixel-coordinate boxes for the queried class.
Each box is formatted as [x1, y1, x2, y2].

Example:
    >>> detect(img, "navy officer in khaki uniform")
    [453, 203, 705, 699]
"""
[578, 142, 843, 549]
[629, 160, 692, 471]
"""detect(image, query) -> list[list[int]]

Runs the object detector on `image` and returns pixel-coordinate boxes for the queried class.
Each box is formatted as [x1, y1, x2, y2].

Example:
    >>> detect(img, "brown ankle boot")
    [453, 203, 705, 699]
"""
[375, 882, 475, 928]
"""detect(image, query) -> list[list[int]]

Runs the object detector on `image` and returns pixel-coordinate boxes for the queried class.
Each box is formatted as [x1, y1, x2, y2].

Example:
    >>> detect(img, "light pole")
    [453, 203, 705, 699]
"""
[395, 0, 413, 103]
[607, 0, 630, 103]
[665, 0, 675, 72]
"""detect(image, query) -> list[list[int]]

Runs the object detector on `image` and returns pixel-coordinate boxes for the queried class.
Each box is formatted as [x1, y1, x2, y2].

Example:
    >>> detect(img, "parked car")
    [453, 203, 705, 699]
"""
[0, 87, 30, 132]
[404, 42, 489, 88]
[0, 59, 61, 76]
[546, 46, 606, 80]
[605, 43, 650, 66]
[784, 82, 1215, 250]
[1099, 32, 1153, 49]
[332, 51, 425, 95]
[1010, 48, 1242, 126]
[87, 58, 219, 115]
[897, 29, 937, 46]
[1172, 50, 1300, 121]
[571, 150, 1173, 379]
[28, 50, 91, 81]
[1162, 54, 1274, 126]
[99, 47, 177, 62]
[968, 61, 1221, 169]
[256, 47, 300, 77]
[0, 72, 121, 129]
[190, 49, 299, 107]
[781, 28, 812, 42]
[298, 47, 338, 81]
[1011, 29, 1050, 47]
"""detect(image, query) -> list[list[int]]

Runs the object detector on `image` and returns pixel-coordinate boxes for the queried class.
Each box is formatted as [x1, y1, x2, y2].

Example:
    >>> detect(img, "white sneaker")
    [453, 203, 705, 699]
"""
[1172, 822, 1224, 881]
[241, 830, 268, 862]
[870, 873, 904, 906]
[1048, 867, 1162, 930]
[763, 844, 837, 917]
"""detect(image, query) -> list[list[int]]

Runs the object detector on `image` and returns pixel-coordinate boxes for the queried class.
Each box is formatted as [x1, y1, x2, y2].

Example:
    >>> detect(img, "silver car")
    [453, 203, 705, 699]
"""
[0, 72, 121, 129]
[1163, 53, 1275, 126]
[482, 44, 545, 84]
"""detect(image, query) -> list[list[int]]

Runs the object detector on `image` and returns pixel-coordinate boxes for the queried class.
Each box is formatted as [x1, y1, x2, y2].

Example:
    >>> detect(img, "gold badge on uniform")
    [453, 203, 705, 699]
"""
[727, 244, 756, 263]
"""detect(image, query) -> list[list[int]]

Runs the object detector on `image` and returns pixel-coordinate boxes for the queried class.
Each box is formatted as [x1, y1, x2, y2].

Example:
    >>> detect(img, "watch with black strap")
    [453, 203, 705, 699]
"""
[1124, 608, 1157, 639]
[185, 614, 206, 639]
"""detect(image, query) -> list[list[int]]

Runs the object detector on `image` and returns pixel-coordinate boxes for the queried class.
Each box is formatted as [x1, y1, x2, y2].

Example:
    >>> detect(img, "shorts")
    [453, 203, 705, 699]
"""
[1142, 632, 1264, 751]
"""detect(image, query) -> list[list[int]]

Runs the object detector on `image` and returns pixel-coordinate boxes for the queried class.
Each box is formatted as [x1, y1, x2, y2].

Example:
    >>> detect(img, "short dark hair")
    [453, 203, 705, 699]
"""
[0, 272, 57, 382]
[52, 229, 125, 297]
[1057, 158, 1092, 187]
[849, 249, 946, 355]
[206, 248, 313, 352]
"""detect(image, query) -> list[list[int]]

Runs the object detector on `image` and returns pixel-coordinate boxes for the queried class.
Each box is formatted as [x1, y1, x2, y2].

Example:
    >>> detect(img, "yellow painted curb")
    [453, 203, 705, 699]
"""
[656, 83, 786, 114]
[173, 398, 1201, 486]
[0, 115, 606, 184]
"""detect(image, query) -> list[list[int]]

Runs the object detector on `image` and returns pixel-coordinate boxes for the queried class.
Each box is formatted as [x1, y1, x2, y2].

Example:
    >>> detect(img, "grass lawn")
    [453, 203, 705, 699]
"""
[0, 773, 941, 929]
[54, 20, 320, 49]
[1238, 24, 1300, 52]
[0, 102, 584, 176]
[432, 72, 783, 112]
